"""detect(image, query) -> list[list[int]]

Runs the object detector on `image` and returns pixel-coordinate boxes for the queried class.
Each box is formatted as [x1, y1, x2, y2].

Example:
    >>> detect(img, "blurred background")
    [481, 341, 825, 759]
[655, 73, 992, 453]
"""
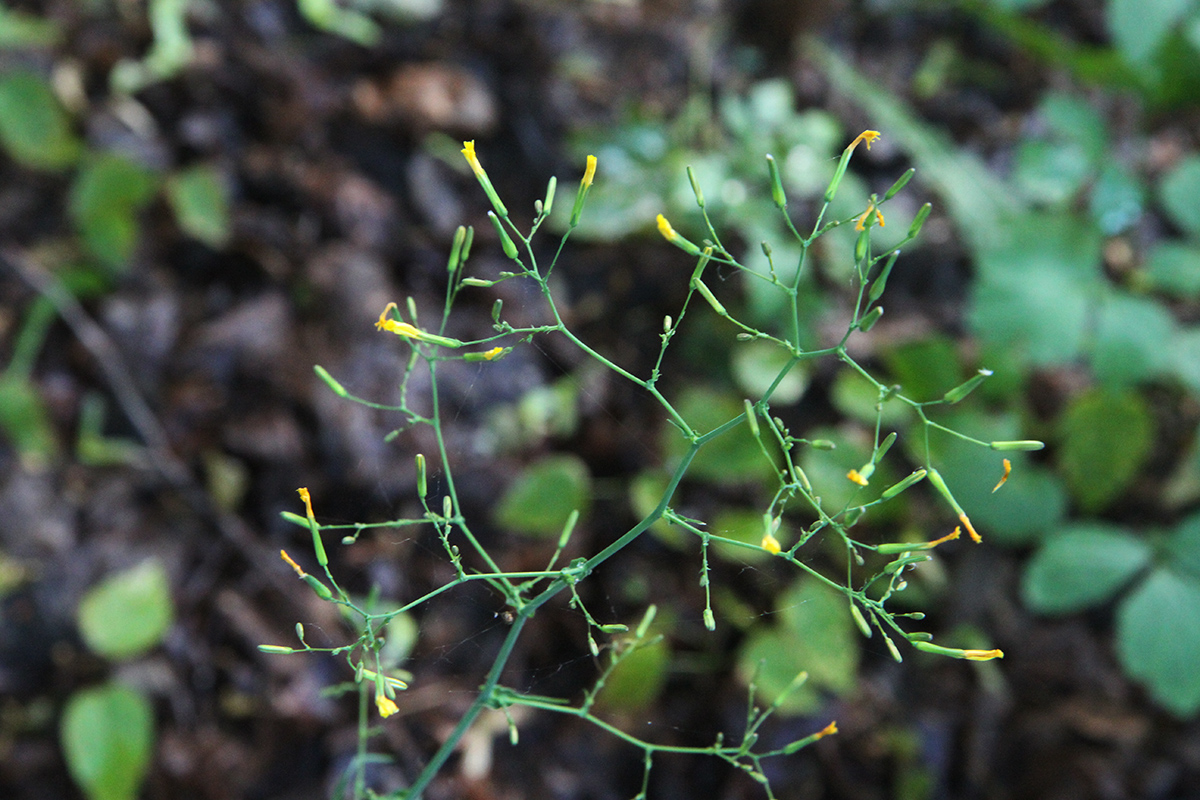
[1, 0, 1199, 798]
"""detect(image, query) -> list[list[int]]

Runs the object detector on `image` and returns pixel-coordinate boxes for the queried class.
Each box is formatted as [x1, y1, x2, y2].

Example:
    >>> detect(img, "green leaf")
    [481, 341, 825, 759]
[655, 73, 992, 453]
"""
[69, 155, 158, 270]
[165, 165, 230, 249]
[1090, 290, 1177, 385]
[0, 70, 81, 169]
[1172, 327, 1200, 394]
[0, 374, 59, 468]
[1159, 154, 1200, 237]
[0, 5, 62, 48]
[598, 637, 669, 712]
[77, 560, 174, 660]
[1142, 241, 1200, 297]
[494, 454, 591, 537]
[664, 386, 776, 485]
[1039, 92, 1108, 163]
[968, 214, 1103, 367]
[736, 578, 858, 715]
[709, 507, 771, 563]
[1022, 525, 1151, 613]
[881, 336, 962, 402]
[1168, 512, 1200, 581]
[1108, 0, 1196, 66]
[1057, 388, 1154, 512]
[731, 340, 808, 405]
[1013, 140, 1091, 206]
[61, 683, 154, 800]
[1089, 163, 1145, 234]
[1116, 567, 1200, 716]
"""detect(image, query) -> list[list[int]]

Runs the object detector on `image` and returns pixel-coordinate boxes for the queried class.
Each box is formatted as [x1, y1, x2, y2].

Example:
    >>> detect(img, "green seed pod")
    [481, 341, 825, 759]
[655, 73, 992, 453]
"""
[687, 165, 705, 208]
[858, 305, 884, 332]
[809, 439, 836, 451]
[415, 453, 427, 499]
[850, 604, 872, 638]
[542, 175, 557, 216]
[460, 226, 474, 264]
[598, 623, 628, 634]
[313, 365, 348, 398]
[880, 469, 927, 500]
[488, 211, 519, 260]
[760, 240, 772, 258]
[908, 202, 932, 239]
[295, 622, 306, 642]
[491, 298, 503, 324]
[406, 296, 419, 324]
[635, 604, 657, 639]
[443, 495, 453, 520]
[854, 228, 870, 263]
[766, 154, 786, 209]
[884, 634, 903, 663]
[942, 369, 994, 404]
[876, 432, 897, 460]
[703, 608, 716, 631]
[825, 147, 853, 203]
[557, 509, 579, 549]
[460, 277, 495, 287]
[303, 574, 333, 601]
[447, 225, 467, 272]
[744, 399, 760, 438]
[692, 278, 727, 316]
[868, 250, 900, 304]
[908, 632, 934, 642]
[882, 167, 915, 201]
[989, 440, 1046, 451]
[258, 645, 295, 654]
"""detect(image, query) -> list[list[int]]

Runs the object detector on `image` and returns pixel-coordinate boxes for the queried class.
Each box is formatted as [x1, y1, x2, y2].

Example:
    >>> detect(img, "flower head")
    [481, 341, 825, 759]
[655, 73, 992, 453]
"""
[963, 648, 1004, 661]
[761, 532, 782, 555]
[854, 202, 885, 232]
[849, 130, 881, 152]
[656, 213, 677, 242]
[461, 140, 484, 177]
[376, 692, 399, 718]
[813, 720, 838, 740]
[847, 469, 869, 487]
[482, 346, 504, 361]
[280, 549, 306, 578]
[297, 487, 315, 521]
[582, 155, 597, 188]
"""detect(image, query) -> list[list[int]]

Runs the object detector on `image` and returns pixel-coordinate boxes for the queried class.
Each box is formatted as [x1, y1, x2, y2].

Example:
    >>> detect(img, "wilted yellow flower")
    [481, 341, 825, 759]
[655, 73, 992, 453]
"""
[280, 549, 305, 578]
[582, 155, 597, 187]
[847, 469, 869, 486]
[761, 532, 782, 554]
[992, 458, 1012, 493]
[849, 130, 881, 152]
[297, 487, 315, 521]
[656, 213, 677, 242]
[854, 202, 885, 232]
[813, 720, 838, 739]
[963, 648, 1004, 661]
[461, 140, 484, 177]
[482, 346, 503, 361]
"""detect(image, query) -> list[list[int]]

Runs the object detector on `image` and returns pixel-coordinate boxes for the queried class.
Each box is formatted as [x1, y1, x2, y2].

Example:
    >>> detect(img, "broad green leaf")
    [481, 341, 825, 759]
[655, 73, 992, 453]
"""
[0, 70, 81, 169]
[1160, 154, 1200, 237]
[61, 683, 154, 800]
[0, 374, 59, 468]
[77, 560, 174, 659]
[1057, 389, 1154, 512]
[664, 386, 776, 485]
[709, 507, 771, 563]
[736, 578, 858, 715]
[881, 336, 962, 402]
[1090, 290, 1177, 385]
[1172, 327, 1200, 394]
[598, 636, 669, 712]
[1013, 140, 1090, 206]
[1022, 525, 1151, 613]
[69, 154, 158, 269]
[1168, 512, 1200, 581]
[1108, 0, 1196, 66]
[0, 5, 61, 48]
[731, 340, 808, 405]
[968, 214, 1103, 367]
[166, 165, 230, 249]
[494, 454, 591, 537]
[1089, 163, 1145, 234]
[1142, 241, 1200, 297]
[1039, 92, 1108, 163]
[1116, 567, 1200, 716]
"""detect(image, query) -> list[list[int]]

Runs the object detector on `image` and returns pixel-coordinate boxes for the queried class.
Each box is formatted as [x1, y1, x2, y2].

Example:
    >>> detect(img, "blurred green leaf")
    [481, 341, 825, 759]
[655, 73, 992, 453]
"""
[665, 386, 775, 485]
[1057, 388, 1154, 513]
[1159, 154, 1200, 237]
[882, 336, 962, 402]
[1142, 241, 1200, 297]
[1013, 140, 1090, 206]
[736, 578, 858, 715]
[494, 454, 591, 537]
[166, 165, 230, 249]
[1116, 567, 1200, 716]
[0, 374, 59, 468]
[598, 636, 669, 712]
[1022, 524, 1151, 613]
[1090, 290, 1177, 385]
[1169, 512, 1200, 581]
[61, 683, 154, 800]
[1172, 327, 1200, 394]
[77, 560, 174, 660]
[1089, 163, 1145, 234]
[1107, 0, 1195, 66]
[0, 70, 81, 169]
[709, 508, 771, 563]
[731, 340, 808, 405]
[69, 154, 158, 269]
[0, 4, 61, 47]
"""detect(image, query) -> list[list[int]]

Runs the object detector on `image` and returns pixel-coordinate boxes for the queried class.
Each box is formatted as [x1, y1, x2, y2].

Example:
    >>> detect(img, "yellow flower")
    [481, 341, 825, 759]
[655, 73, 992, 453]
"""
[656, 213, 677, 242]
[376, 692, 399, 718]
[854, 202, 885, 231]
[582, 155, 597, 187]
[847, 469, 869, 486]
[958, 512, 982, 544]
[482, 346, 503, 361]
[813, 720, 838, 740]
[461, 140, 484, 177]
[761, 532, 782, 554]
[963, 649, 1004, 661]
[928, 526, 961, 548]
[991, 458, 1012, 493]
[297, 487, 315, 521]
[849, 130, 881, 152]
[280, 549, 305, 578]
